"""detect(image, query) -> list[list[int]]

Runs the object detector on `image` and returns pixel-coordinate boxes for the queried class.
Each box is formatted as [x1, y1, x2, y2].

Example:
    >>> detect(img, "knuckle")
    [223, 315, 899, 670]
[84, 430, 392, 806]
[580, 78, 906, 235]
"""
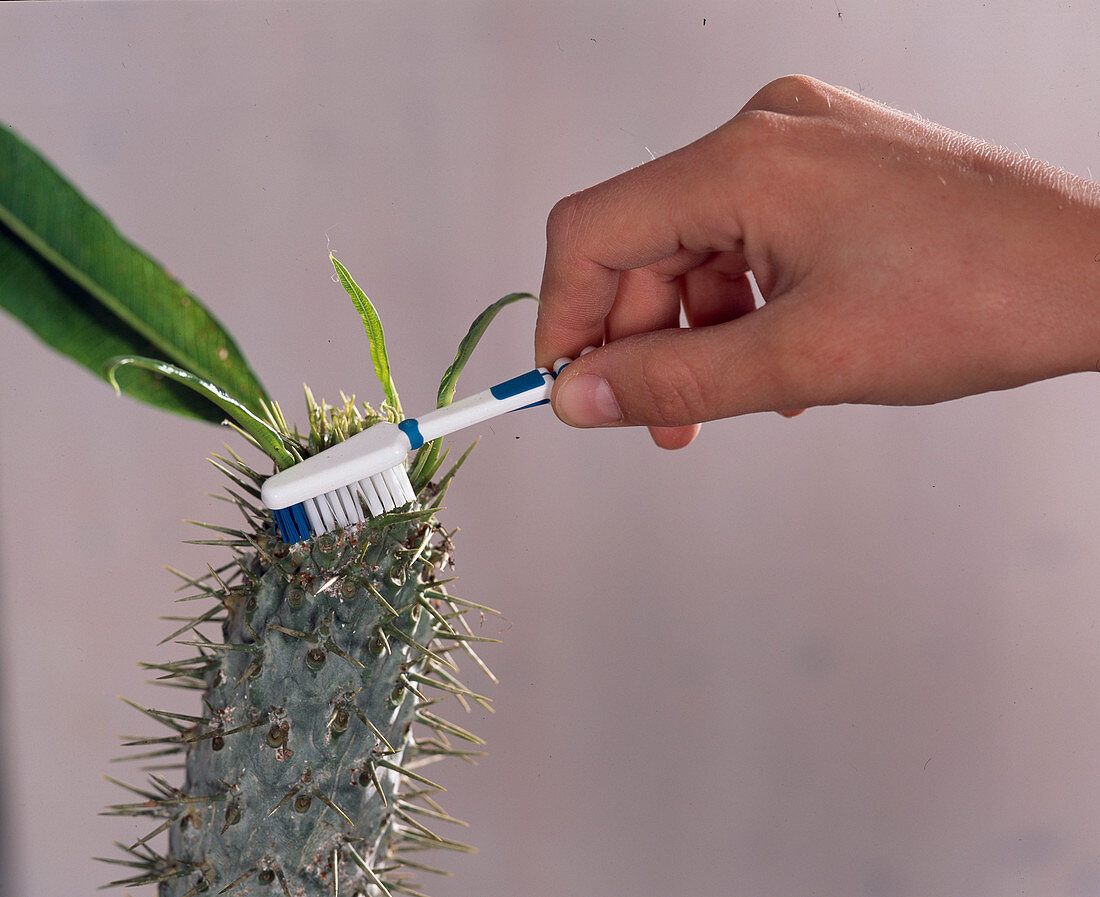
[745, 74, 836, 117]
[545, 192, 586, 243]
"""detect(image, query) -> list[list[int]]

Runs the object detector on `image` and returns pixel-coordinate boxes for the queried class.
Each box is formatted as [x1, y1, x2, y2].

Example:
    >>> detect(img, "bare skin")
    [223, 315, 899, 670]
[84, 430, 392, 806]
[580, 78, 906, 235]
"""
[535, 75, 1100, 449]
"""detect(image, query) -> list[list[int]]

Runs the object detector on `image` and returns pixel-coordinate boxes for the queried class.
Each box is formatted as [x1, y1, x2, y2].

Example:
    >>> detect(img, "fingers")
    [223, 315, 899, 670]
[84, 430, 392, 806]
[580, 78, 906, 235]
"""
[536, 75, 860, 434]
[648, 258, 759, 448]
[549, 313, 752, 430]
[680, 254, 757, 328]
[579, 253, 760, 449]
[649, 423, 702, 450]
[602, 266, 695, 450]
[604, 267, 682, 344]
[536, 175, 678, 367]
[681, 258, 806, 421]
[536, 74, 863, 372]
[549, 289, 832, 430]
[536, 130, 750, 369]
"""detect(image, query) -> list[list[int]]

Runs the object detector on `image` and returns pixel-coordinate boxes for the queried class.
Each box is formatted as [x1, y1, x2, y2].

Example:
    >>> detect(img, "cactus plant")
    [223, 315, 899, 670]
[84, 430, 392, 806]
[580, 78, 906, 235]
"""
[1, 121, 531, 896]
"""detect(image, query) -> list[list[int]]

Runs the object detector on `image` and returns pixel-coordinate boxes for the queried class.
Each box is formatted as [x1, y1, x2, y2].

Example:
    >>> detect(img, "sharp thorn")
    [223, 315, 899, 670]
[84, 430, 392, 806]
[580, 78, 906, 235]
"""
[392, 856, 452, 877]
[384, 627, 456, 672]
[343, 844, 392, 897]
[376, 758, 445, 791]
[315, 792, 354, 826]
[396, 799, 469, 828]
[415, 710, 485, 745]
[216, 865, 258, 894]
[128, 816, 175, 850]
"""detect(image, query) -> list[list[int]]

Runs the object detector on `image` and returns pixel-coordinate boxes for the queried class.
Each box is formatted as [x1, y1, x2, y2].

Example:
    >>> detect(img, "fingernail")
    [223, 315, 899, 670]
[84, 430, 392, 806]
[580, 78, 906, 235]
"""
[555, 373, 622, 427]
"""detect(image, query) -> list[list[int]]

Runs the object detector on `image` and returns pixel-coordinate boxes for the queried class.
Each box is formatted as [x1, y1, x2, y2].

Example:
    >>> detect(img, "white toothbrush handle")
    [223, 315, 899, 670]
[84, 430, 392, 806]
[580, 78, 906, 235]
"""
[396, 359, 571, 449]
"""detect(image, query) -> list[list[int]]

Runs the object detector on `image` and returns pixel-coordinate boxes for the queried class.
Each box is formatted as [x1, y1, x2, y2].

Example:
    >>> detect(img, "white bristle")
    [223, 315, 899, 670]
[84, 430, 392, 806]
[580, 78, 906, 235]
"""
[353, 488, 369, 521]
[336, 489, 356, 525]
[282, 462, 419, 543]
[338, 485, 364, 523]
[381, 467, 406, 509]
[371, 473, 396, 511]
[347, 484, 367, 520]
[396, 465, 416, 504]
[326, 489, 350, 529]
[333, 489, 352, 525]
[304, 498, 324, 535]
[359, 478, 384, 516]
[315, 492, 337, 532]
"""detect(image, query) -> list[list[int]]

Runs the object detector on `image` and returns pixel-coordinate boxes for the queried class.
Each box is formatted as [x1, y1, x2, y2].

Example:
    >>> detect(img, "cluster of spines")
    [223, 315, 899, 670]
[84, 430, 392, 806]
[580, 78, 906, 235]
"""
[101, 437, 496, 897]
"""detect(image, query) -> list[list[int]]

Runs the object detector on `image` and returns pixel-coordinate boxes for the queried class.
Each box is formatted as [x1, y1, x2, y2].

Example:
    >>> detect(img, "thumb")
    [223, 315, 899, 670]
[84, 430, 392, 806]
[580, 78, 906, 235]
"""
[550, 309, 812, 429]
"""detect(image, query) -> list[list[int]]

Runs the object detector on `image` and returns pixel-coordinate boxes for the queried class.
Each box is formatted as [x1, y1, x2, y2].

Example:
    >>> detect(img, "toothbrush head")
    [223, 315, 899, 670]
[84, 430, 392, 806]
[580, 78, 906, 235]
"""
[262, 422, 417, 544]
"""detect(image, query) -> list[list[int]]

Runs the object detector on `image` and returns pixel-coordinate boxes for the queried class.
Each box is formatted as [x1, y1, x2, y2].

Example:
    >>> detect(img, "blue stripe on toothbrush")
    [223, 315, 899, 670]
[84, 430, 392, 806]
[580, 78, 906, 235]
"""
[490, 369, 547, 400]
[398, 417, 424, 450]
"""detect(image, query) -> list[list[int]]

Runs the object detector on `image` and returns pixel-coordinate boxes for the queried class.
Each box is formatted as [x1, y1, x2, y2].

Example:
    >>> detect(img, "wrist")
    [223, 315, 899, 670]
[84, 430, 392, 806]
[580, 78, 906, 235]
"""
[1035, 176, 1100, 378]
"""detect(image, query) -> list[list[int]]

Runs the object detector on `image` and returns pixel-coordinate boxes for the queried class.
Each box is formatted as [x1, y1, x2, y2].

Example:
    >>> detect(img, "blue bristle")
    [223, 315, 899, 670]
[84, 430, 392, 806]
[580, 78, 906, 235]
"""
[273, 508, 295, 543]
[273, 504, 313, 544]
[290, 503, 312, 540]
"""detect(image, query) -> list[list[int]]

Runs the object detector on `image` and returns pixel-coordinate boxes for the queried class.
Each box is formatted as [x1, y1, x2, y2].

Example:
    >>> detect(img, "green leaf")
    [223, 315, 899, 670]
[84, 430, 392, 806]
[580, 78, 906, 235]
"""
[434, 292, 537, 407]
[105, 356, 299, 470]
[0, 122, 273, 423]
[410, 291, 537, 487]
[330, 253, 402, 419]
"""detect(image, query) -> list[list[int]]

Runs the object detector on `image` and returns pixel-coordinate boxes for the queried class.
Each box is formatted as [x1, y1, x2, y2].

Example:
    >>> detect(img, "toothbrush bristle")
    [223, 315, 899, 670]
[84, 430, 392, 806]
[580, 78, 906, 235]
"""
[272, 504, 312, 544]
[272, 463, 415, 544]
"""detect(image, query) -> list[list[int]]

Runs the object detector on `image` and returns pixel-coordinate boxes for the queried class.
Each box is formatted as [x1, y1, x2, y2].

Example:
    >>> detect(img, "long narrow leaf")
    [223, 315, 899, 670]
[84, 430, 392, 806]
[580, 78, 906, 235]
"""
[0, 122, 272, 422]
[435, 292, 537, 407]
[411, 292, 537, 487]
[105, 356, 298, 470]
[330, 253, 402, 419]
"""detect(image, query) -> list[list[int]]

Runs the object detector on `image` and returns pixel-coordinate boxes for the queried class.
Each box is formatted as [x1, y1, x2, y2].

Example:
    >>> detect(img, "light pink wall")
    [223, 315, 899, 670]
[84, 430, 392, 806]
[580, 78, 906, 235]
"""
[2, 3, 1098, 896]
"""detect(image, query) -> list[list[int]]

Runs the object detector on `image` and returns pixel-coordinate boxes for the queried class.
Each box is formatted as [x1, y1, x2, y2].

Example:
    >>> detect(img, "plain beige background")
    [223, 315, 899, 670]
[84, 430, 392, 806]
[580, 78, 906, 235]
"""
[2, 2, 1099, 896]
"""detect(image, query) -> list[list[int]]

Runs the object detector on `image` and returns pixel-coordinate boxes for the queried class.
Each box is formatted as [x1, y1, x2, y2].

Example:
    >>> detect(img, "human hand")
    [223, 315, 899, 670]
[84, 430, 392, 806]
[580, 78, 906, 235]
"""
[535, 75, 1100, 449]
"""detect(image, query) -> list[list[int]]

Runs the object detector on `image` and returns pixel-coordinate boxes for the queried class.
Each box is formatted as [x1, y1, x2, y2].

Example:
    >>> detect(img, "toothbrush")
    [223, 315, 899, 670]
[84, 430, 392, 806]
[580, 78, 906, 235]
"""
[262, 357, 573, 544]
